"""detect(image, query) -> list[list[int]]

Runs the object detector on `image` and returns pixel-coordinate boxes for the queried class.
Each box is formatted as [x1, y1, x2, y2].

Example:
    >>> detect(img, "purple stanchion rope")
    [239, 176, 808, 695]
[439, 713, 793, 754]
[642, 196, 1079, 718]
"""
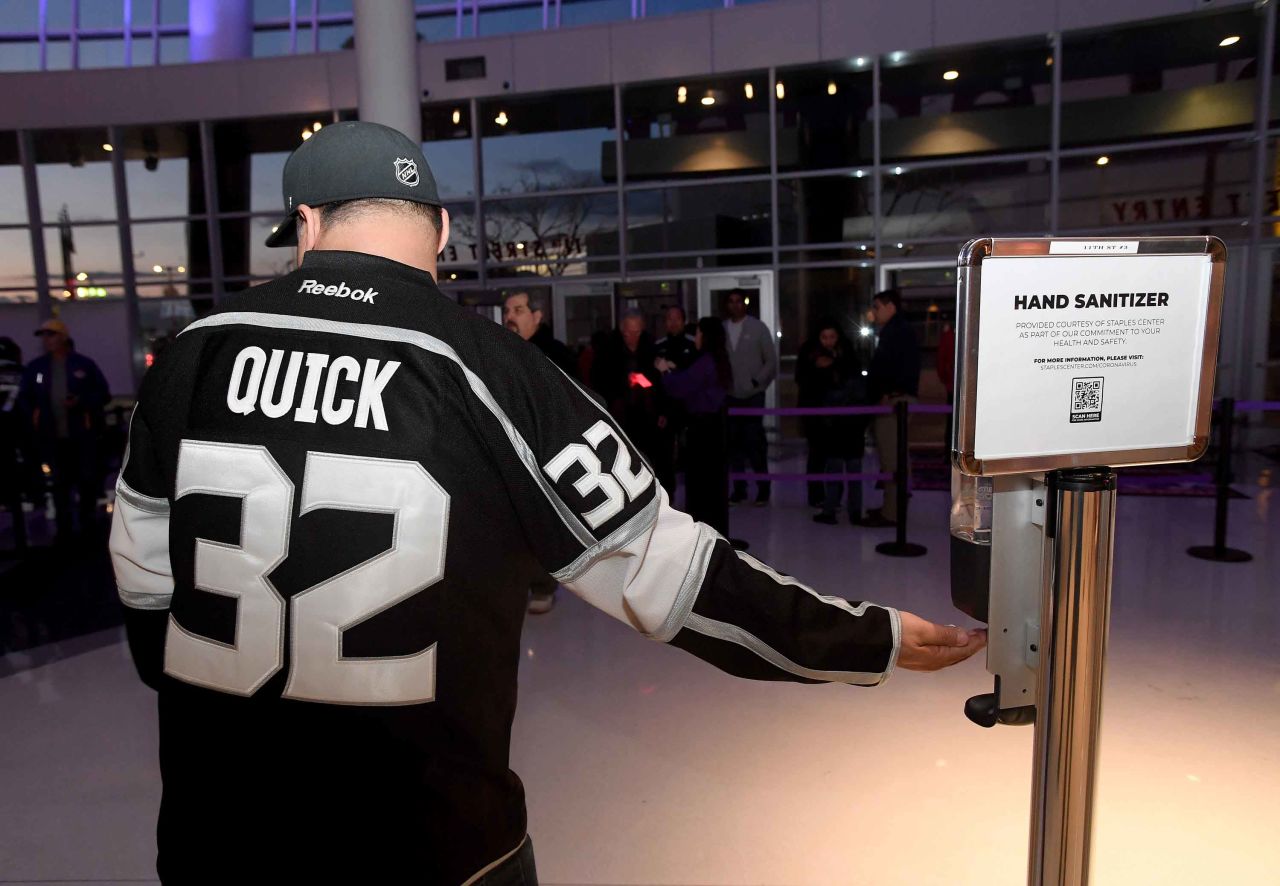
[728, 404, 955, 417]
[1234, 401, 1280, 412]
[729, 472, 893, 483]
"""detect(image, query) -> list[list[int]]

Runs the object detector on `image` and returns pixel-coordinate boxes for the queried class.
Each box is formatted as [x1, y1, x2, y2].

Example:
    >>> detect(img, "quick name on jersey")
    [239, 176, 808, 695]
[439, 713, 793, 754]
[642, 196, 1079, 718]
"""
[225, 345, 400, 430]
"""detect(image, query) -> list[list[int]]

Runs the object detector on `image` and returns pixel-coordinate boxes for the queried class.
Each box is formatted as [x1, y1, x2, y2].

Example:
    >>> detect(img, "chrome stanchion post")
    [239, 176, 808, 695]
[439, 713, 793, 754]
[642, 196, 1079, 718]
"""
[1029, 468, 1117, 886]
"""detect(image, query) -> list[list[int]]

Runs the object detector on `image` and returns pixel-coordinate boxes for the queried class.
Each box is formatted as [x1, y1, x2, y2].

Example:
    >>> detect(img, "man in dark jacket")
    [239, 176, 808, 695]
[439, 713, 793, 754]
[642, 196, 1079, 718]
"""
[503, 291, 577, 378]
[18, 318, 110, 540]
[0, 336, 27, 546]
[867, 290, 920, 526]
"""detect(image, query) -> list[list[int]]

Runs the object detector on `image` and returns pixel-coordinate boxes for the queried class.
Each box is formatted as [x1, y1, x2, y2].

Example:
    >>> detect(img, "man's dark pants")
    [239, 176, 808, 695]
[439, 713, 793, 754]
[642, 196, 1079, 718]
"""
[727, 392, 769, 501]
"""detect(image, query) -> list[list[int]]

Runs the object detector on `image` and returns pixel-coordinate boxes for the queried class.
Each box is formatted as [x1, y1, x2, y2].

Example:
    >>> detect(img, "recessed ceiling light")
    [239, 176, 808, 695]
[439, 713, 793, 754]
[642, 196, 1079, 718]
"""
[102, 143, 113, 152]
[1096, 155, 1110, 166]
[452, 109, 461, 125]
[701, 95, 715, 106]
[495, 110, 509, 126]
[312, 122, 323, 132]
[152, 264, 163, 273]
[677, 85, 687, 104]
[943, 70, 959, 81]
[744, 82, 754, 99]
[827, 80, 838, 95]
[776, 81, 785, 100]
[1219, 35, 1241, 47]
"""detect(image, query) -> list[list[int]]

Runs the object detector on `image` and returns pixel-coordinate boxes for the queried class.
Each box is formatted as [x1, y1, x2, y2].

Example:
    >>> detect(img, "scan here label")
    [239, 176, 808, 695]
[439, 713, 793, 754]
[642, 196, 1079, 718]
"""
[973, 253, 1213, 461]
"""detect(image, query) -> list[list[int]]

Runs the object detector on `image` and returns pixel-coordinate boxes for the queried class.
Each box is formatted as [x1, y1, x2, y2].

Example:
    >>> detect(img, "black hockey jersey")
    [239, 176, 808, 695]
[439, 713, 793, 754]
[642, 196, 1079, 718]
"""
[109, 249, 900, 883]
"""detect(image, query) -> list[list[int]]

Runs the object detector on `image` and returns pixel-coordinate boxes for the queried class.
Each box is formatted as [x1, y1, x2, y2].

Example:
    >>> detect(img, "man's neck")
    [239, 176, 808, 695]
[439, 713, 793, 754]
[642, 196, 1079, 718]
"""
[308, 232, 438, 278]
[729, 315, 746, 324]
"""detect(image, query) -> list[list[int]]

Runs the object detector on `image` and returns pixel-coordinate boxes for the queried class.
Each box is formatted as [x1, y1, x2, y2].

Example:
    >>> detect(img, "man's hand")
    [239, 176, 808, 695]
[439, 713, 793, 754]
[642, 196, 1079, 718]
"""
[897, 611, 987, 672]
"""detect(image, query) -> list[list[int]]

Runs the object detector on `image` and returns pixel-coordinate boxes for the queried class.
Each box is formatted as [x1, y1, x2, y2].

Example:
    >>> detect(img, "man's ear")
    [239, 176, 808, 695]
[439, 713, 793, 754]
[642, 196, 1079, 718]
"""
[437, 206, 451, 256]
[295, 204, 322, 264]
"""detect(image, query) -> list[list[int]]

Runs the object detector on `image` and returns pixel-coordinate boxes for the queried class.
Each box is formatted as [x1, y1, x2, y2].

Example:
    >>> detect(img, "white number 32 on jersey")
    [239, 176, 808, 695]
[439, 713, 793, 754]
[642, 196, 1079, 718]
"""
[543, 420, 652, 529]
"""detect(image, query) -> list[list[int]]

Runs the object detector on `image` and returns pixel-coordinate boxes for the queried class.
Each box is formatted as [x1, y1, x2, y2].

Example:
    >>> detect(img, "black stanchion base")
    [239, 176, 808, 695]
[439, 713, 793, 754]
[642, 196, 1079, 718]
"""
[875, 541, 928, 558]
[1187, 545, 1253, 563]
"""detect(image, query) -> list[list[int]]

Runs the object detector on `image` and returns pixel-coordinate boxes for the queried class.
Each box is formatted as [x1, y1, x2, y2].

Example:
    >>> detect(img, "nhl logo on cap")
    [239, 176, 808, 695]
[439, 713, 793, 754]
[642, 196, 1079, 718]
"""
[394, 158, 419, 187]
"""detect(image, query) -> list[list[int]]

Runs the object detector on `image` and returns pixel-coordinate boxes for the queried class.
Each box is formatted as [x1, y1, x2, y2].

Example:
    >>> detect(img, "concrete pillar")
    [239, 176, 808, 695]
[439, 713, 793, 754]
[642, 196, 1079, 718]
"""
[188, 0, 253, 63]
[353, 0, 422, 141]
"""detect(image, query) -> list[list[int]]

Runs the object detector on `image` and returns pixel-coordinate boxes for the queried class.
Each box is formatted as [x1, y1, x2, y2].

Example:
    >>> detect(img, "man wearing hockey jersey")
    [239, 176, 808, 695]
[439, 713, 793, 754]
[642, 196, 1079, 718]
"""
[110, 121, 984, 884]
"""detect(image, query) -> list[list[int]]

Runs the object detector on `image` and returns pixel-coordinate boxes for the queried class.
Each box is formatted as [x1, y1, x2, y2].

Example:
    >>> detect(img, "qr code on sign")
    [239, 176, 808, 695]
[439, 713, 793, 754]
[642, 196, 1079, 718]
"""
[1070, 377, 1104, 423]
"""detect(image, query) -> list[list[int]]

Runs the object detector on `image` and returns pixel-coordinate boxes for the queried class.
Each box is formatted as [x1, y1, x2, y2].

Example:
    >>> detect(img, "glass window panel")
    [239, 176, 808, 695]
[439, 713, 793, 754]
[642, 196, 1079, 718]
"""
[125, 123, 203, 219]
[294, 24, 314, 52]
[646, 0, 721, 15]
[778, 247, 875, 265]
[46, 0, 73, 31]
[131, 1, 154, 26]
[140, 296, 217, 365]
[0, 42, 41, 72]
[130, 36, 156, 65]
[160, 34, 188, 63]
[623, 71, 770, 181]
[318, 0, 353, 14]
[483, 193, 618, 277]
[419, 11, 459, 41]
[481, 89, 615, 195]
[880, 40, 1052, 162]
[240, 216, 296, 278]
[477, 4, 543, 37]
[79, 37, 126, 68]
[778, 174, 872, 245]
[880, 158, 1050, 242]
[1058, 139, 1253, 231]
[43, 225, 123, 287]
[46, 39, 72, 69]
[317, 23, 352, 51]
[625, 180, 772, 255]
[439, 202, 479, 267]
[34, 129, 116, 222]
[777, 266, 875, 360]
[80, 1, 125, 29]
[560, 0, 630, 27]
[0, 0, 40, 31]
[775, 62, 872, 171]
[0, 229, 36, 290]
[0, 289, 38, 305]
[879, 241, 968, 260]
[132, 221, 208, 283]
[254, 0, 293, 20]
[1062, 8, 1260, 145]
[0, 133, 27, 224]
[160, 0, 188, 24]
[254, 28, 294, 57]
[423, 103, 475, 199]
[215, 115, 327, 213]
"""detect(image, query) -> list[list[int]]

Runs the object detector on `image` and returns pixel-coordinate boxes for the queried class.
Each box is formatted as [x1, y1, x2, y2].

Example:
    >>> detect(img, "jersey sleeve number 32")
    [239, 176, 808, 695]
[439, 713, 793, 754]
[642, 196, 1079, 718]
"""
[166, 440, 448, 706]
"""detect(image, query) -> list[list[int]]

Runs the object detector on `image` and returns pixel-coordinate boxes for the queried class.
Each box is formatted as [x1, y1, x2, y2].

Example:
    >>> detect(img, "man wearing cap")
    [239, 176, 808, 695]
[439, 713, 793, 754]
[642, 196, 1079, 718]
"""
[109, 121, 983, 884]
[19, 318, 109, 541]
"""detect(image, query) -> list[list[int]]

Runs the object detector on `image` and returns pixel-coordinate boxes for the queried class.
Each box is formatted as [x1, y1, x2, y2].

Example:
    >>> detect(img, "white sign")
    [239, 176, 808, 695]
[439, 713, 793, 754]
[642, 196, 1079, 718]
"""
[1048, 240, 1138, 255]
[972, 253, 1214, 463]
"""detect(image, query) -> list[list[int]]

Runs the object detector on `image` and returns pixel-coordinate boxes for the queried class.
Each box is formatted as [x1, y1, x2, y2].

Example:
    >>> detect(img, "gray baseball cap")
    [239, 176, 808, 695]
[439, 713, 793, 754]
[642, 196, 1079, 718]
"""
[264, 120, 442, 248]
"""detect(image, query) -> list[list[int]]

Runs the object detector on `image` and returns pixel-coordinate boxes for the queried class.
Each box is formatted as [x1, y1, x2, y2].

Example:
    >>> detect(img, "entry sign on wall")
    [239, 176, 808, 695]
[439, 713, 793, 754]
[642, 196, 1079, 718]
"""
[953, 237, 1226, 477]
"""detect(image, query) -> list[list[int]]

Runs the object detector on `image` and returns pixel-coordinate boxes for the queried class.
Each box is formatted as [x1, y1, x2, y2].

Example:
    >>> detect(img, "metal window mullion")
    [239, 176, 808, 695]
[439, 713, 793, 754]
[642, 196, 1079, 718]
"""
[1244, 1, 1277, 401]
[37, 0, 47, 69]
[472, 97, 486, 289]
[123, 0, 133, 65]
[872, 54, 883, 278]
[311, 0, 320, 52]
[472, 0, 479, 36]
[768, 65, 779, 285]
[108, 124, 143, 390]
[151, 0, 159, 64]
[200, 121, 226, 303]
[614, 81, 627, 281]
[70, 0, 80, 68]
[1049, 31, 1062, 234]
[290, 0, 299, 53]
[555, 0, 561, 28]
[18, 131, 52, 320]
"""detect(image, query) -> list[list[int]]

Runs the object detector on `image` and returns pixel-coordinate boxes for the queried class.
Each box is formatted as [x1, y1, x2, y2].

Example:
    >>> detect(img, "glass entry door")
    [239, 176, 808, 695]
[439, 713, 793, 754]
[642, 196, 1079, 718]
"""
[552, 280, 614, 351]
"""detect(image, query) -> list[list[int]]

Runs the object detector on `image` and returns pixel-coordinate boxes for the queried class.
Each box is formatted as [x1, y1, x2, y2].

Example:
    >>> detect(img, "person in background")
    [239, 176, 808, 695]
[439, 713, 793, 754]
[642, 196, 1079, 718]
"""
[577, 329, 608, 388]
[503, 290, 576, 378]
[0, 336, 26, 547]
[653, 305, 698, 499]
[723, 289, 778, 506]
[590, 309, 663, 475]
[502, 290, 577, 614]
[18, 319, 110, 542]
[798, 322, 870, 527]
[656, 316, 732, 536]
[937, 321, 957, 449]
[866, 289, 920, 527]
[796, 318, 846, 508]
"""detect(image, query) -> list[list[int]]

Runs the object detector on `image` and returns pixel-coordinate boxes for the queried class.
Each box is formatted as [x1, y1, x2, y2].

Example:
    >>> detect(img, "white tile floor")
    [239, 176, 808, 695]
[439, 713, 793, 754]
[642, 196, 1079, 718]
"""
[2, 480, 1278, 885]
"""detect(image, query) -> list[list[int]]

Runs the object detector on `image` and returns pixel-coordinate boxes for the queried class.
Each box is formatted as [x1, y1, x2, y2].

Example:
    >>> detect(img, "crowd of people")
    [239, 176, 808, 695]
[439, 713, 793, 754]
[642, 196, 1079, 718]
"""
[501, 286, 923, 612]
[0, 319, 112, 548]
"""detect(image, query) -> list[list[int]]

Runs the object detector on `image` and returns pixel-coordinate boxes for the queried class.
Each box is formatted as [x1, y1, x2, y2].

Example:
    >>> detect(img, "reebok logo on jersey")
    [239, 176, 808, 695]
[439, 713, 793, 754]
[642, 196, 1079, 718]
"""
[298, 279, 378, 304]
[226, 346, 400, 431]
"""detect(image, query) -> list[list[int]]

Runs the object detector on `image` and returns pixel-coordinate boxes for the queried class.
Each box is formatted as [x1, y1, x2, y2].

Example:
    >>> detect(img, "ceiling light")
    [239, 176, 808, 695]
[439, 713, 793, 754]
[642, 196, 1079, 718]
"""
[1219, 35, 1241, 48]
[1096, 155, 1110, 166]
[102, 143, 113, 152]
[860, 327, 872, 337]
[1045, 55, 1054, 67]
[177, 265, 186, 274]
[854, 56, 867, 67]
[61, 289, 71, 298]
[449, 273, 457, 280]
[301, 129, 312, 141]
[943, 69, 959, 81]
[495, 110, 509, 126]
[312, 122, 323, 132]
[516, 242, 525, 249]
[677, 85, 687, 104]
[776, 81, 785, 100]
[701, 94, 716, 106]
[896, 242, 904, 248]
[744, 82, 754, 99]
[890, 51, 906, 63]
[452, 109, 461, 125]
[76, 271, 88, 281]
[854, 169, 865, 178]
[827, 80, 838, 95]
[271, 225, 280, 233]
[893, 166, 904, 175]
[152, 264, 163, 273]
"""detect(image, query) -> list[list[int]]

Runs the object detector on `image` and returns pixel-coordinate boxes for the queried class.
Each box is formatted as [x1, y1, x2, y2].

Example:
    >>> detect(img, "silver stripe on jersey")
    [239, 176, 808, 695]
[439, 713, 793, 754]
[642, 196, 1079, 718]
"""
[110, 477, 175, 610]
[551, 493, 660, 585]
[180, 311, 598, 549]
[651, 521, 719, 643]
[682, 612, 891, 686]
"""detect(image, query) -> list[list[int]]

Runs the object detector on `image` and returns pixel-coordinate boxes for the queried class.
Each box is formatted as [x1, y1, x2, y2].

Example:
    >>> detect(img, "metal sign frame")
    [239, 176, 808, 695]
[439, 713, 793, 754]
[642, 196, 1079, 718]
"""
[953, 236, 1227, 477]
